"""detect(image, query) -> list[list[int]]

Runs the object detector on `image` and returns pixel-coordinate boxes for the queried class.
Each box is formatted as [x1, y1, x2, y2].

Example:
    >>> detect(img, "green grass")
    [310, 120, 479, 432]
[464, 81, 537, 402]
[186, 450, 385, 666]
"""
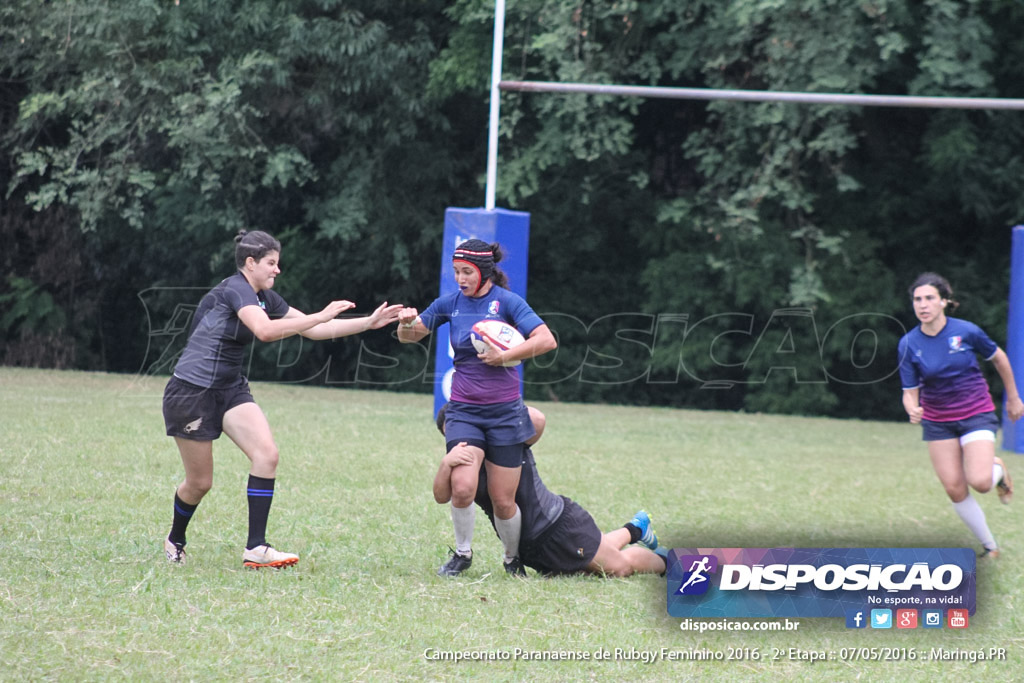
[1, 367, 1022, 681]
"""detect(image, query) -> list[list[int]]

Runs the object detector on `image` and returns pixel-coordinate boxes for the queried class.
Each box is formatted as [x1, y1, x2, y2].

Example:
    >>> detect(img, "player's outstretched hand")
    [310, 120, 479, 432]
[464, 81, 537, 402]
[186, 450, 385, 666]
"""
[319, 299, 356, 322]
[366, 302, 403, 330]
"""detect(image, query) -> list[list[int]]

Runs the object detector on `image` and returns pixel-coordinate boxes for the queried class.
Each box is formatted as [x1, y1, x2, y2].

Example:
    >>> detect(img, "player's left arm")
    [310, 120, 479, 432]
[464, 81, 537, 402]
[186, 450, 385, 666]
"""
[288, 301, 403, 340]
[989, 348, 1024, 421]
[432, 442, 477, 503]
[479, 324, 557, 367]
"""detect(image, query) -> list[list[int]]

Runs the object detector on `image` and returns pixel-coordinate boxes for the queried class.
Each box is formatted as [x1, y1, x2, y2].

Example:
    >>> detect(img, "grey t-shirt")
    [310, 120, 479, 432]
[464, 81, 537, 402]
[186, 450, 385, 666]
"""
[173, 272, 289, 388]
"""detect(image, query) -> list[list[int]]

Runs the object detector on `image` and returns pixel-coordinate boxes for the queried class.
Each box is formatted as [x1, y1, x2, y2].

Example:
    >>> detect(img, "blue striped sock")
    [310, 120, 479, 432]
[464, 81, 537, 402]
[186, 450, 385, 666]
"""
[246, 475, 275, 549]
[169, 492, 198, 546]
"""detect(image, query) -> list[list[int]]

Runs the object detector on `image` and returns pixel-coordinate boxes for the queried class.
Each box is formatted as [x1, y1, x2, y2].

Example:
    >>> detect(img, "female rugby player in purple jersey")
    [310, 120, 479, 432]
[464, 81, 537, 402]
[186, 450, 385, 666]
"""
[161, 229, 401, 568]
[898, 272, 1023, 558]
[396, 239, 557, 577]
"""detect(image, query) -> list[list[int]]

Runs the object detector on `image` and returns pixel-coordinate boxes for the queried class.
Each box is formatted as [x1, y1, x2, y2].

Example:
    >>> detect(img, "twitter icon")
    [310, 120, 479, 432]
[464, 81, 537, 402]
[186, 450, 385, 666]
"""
[870, 609, 892, 629]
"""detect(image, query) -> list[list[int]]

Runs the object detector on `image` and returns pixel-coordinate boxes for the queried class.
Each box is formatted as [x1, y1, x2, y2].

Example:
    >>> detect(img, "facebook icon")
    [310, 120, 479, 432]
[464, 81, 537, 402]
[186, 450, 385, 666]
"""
[845, 609, 867, 629]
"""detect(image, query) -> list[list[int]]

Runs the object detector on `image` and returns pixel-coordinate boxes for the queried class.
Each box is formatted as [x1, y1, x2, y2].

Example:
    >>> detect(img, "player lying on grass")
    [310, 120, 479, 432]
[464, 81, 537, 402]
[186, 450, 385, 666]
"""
[432, 403, 668, 578]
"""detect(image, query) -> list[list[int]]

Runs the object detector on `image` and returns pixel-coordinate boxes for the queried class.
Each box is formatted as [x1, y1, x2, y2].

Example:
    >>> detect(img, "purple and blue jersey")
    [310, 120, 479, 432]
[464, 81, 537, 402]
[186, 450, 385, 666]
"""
[174, 272, 289, 389]
[419, 286, 543, 405]
[897, 317, 998, 422]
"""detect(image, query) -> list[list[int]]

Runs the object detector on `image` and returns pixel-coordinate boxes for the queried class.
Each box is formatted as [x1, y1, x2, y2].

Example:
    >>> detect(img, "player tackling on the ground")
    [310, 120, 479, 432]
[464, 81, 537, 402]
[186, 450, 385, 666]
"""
[432, 403, 667, 577]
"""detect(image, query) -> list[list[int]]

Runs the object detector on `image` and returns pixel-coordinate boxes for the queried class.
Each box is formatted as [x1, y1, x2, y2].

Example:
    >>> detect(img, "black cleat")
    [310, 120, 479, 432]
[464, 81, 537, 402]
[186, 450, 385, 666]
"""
[978, 547, 1000, 560]
[504, 556, 527, 577]
[437, 548, 472, 577]
[995, 456, 1013, 504]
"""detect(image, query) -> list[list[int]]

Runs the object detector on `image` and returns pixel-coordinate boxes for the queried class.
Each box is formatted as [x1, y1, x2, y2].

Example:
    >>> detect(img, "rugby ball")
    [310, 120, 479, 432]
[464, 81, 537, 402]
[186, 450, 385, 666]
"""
[470, 320, 525, 367]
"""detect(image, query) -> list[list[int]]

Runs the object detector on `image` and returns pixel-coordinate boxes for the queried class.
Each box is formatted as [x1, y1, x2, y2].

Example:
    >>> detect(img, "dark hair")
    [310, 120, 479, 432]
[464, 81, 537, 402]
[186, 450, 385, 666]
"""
[489, 242, 508, 289]
[234, 230, 281, 269]
[435, 403, 448, 435]
[909, 272, 959, 311]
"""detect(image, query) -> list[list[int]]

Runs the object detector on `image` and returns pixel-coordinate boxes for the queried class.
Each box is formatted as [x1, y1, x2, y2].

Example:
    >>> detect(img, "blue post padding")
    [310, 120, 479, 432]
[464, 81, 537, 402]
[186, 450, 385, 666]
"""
[433, 208, 531, 418]
[1002, 225, 1024, 453]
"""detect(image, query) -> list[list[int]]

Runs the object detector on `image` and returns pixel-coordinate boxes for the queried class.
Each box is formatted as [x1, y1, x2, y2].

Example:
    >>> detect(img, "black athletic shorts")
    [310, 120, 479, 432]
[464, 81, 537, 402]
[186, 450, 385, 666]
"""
[162, 375, 255, 441]
[520, 496, 602, 576]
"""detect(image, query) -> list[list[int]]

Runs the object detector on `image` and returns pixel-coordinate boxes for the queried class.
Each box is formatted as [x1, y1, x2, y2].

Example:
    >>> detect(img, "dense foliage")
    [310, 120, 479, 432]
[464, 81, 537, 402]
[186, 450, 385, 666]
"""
[3, 0, 1023, 419]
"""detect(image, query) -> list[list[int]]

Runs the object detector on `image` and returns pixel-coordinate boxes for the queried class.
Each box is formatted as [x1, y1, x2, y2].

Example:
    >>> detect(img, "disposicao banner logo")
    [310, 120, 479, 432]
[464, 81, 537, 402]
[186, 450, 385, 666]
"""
[666, 548, 976, 618]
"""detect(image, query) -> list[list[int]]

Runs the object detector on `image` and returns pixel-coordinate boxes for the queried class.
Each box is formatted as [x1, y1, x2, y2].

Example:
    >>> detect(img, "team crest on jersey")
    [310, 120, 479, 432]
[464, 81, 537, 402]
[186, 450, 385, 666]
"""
[488, 300, 500, 316]
[948, 336, 963, 352]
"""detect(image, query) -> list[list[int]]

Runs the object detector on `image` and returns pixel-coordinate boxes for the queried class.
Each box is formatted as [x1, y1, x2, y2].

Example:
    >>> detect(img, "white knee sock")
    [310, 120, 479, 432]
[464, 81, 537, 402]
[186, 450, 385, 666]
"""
[952, 494, 996, 551]
[494, 505, 522, 564]
[451, 504, 475, 556]
[992, 461, 1004, 489]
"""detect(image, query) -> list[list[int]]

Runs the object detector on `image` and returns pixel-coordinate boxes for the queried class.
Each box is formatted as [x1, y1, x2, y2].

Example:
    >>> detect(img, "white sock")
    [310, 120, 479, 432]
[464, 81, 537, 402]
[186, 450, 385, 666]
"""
[952, 495, 997, 551]
[494, 505, 522, 564]
[451, 504, 475, 557]
[993, 462, 1004, 489]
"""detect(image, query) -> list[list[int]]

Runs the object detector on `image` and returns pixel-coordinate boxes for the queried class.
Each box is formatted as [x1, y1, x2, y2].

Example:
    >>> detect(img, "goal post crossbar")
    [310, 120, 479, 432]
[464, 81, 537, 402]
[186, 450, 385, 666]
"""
[499, 79, 1024, 111]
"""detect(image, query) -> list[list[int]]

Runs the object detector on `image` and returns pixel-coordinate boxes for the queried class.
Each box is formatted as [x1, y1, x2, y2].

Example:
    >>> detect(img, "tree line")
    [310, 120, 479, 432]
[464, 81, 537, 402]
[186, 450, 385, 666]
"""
[3, 0, 1023, 420]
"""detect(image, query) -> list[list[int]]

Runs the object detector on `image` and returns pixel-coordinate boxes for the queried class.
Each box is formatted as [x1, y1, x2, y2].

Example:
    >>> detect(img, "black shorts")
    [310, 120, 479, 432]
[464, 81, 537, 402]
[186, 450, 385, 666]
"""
[520, 496, 602, 576]
[162, 375, 255, 441]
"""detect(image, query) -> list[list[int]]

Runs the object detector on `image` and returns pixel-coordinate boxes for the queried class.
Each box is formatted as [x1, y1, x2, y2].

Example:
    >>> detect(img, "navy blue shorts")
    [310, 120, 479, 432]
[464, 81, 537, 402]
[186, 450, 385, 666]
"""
[444, 399, 535, 464]
[520, 497, 602, 576]
[921, 411, 999, 442]
[162, 375, 255, 441]
[444, 440, 525, 469]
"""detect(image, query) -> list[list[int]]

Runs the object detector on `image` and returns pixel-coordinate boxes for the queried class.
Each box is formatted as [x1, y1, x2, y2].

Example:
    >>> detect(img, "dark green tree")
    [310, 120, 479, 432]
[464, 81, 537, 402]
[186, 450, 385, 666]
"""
[434, 0, 1024, 418]
[1, 0, 461, 378]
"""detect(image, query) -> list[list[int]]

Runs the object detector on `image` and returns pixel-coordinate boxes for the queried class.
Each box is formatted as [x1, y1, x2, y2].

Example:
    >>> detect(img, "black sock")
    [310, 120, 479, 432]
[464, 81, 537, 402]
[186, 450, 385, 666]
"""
[246, 475, 275, 550]
[624, 523, 642, 544]
[169, 492, 199, 546]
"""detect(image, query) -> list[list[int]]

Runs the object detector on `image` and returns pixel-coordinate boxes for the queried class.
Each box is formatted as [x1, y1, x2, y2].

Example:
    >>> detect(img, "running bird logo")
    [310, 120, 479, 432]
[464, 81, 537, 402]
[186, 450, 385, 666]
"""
[488, 300, 500, 316]
[675, 554, 718, 596]
[184, 417, 203, 433]
[948, 336, 963, 353]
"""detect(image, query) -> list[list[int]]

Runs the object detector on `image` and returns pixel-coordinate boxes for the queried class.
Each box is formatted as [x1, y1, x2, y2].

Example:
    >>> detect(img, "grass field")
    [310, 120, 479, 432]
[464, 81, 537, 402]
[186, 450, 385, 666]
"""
[1, 367, 1022, 681]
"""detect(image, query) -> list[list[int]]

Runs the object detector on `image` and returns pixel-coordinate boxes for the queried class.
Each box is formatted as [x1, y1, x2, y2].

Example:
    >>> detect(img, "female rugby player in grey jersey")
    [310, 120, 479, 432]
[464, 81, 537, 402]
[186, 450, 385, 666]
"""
[161, 229, 401, 568]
